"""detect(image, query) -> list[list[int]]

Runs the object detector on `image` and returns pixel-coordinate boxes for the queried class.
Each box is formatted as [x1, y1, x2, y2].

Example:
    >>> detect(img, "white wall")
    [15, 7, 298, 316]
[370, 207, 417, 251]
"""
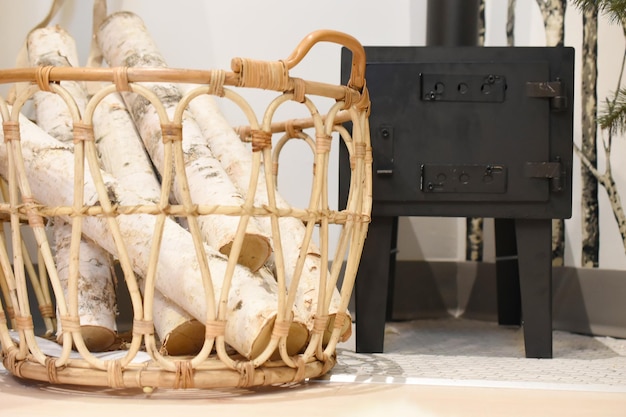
[0, 0, 427, 259]
[1, 0, 625, 269]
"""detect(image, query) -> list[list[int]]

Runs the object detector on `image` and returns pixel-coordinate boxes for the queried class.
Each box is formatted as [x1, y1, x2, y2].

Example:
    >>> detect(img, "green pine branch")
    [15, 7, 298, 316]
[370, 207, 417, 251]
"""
[573, 0, 626, 24]
[599, 88, 626, 134]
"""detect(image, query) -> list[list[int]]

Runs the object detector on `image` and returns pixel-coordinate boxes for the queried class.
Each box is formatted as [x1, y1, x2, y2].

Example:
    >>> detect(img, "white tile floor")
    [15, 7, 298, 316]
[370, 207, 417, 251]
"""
[328, 319, 626, 392]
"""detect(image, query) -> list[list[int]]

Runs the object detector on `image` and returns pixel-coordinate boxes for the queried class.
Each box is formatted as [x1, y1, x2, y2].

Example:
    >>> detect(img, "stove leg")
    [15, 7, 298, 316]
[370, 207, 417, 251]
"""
[515, 218, 553, 359]
[495, 218, 522, 326]
[355, 215, 397, 353]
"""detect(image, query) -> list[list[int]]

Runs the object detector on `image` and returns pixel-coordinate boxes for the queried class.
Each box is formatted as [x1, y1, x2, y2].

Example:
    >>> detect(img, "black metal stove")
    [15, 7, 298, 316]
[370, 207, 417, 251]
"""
[340, 46, 574, 358]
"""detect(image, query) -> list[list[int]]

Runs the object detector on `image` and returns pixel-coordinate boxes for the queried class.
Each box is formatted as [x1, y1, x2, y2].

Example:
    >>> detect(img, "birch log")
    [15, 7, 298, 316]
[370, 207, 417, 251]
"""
[29, 25, 209, 355]
[27, 25, 117, 351]
[96, 12, 271, 273]
[0, 113, 307, 359]
[92, 89, 205, 355]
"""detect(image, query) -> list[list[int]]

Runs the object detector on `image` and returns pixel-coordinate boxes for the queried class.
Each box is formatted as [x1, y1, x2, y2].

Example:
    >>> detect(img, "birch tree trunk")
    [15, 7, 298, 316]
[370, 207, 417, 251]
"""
[604, 174, 626, 248]
[96, 12, 271, 273]
[465, 217, 483, 261]
[27, 25, 117, 351]
[466, 0, 486, 262]
[507, 0, 517, 46]
[0, 115, 308, 359]
[581, 6, 600, 268]
[535, 0, 568, 266]
[535, 0, 567, 46]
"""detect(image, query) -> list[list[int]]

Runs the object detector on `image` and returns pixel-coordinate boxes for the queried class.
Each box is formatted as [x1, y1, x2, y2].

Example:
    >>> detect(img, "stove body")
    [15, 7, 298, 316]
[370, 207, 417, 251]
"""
[340, 46, 575, 358]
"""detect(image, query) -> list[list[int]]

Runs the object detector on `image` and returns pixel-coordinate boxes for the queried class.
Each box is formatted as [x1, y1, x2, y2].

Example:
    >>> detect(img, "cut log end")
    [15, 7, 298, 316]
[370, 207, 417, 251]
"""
[219, 234, 272, 272]
[323, 313, 353, 345]
[56, 326, 117, 352]
[249, 318, 310, 360]
[160, 319, 206, 356]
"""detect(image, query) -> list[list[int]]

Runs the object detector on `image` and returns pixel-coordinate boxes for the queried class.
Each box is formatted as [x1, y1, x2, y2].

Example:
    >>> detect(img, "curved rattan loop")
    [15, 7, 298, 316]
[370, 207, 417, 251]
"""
[284, 29, 366, 91]
[271, 131, 316, 186]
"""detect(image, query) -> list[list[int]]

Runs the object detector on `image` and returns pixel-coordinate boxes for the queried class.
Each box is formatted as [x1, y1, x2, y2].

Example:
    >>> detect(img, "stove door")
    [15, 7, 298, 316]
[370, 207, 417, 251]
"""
[368, 60, 551, 204]
[339, 46, 574, 219]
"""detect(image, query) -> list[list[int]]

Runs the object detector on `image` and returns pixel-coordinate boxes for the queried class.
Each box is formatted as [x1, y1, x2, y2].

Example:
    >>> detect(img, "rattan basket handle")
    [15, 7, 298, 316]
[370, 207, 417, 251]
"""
[285, 29, 366, 91]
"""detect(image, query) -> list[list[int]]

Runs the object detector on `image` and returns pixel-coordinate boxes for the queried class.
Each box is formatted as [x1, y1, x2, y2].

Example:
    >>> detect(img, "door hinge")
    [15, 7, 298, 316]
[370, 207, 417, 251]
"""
[525, 80, 567, 111]
[524, 158, 564, 192]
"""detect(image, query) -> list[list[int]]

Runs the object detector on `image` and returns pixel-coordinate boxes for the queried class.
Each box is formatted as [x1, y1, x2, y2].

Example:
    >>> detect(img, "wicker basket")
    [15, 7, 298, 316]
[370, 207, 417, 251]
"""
[0, 29, 371, 390]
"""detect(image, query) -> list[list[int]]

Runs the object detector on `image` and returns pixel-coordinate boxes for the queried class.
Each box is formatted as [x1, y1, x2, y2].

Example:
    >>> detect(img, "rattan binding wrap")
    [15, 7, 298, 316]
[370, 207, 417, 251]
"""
[0, 30, 371, 390]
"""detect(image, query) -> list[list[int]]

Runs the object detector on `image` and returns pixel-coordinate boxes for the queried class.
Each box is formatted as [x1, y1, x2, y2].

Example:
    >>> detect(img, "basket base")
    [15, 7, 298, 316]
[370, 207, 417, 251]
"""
[2, 354, 336, 390]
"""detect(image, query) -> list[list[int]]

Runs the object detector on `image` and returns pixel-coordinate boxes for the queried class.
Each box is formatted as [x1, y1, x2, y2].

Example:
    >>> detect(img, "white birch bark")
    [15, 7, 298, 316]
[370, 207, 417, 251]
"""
[27, 25, 117, 351]
[96, 11, 272, 273]
[92, 89, 205, 355]
[52, 221, 116, 351]
[0, 114, 307, 358]
[506, 0, 517, 47]
[535, 0, 567, 47]
[580, 6, 600, 268]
